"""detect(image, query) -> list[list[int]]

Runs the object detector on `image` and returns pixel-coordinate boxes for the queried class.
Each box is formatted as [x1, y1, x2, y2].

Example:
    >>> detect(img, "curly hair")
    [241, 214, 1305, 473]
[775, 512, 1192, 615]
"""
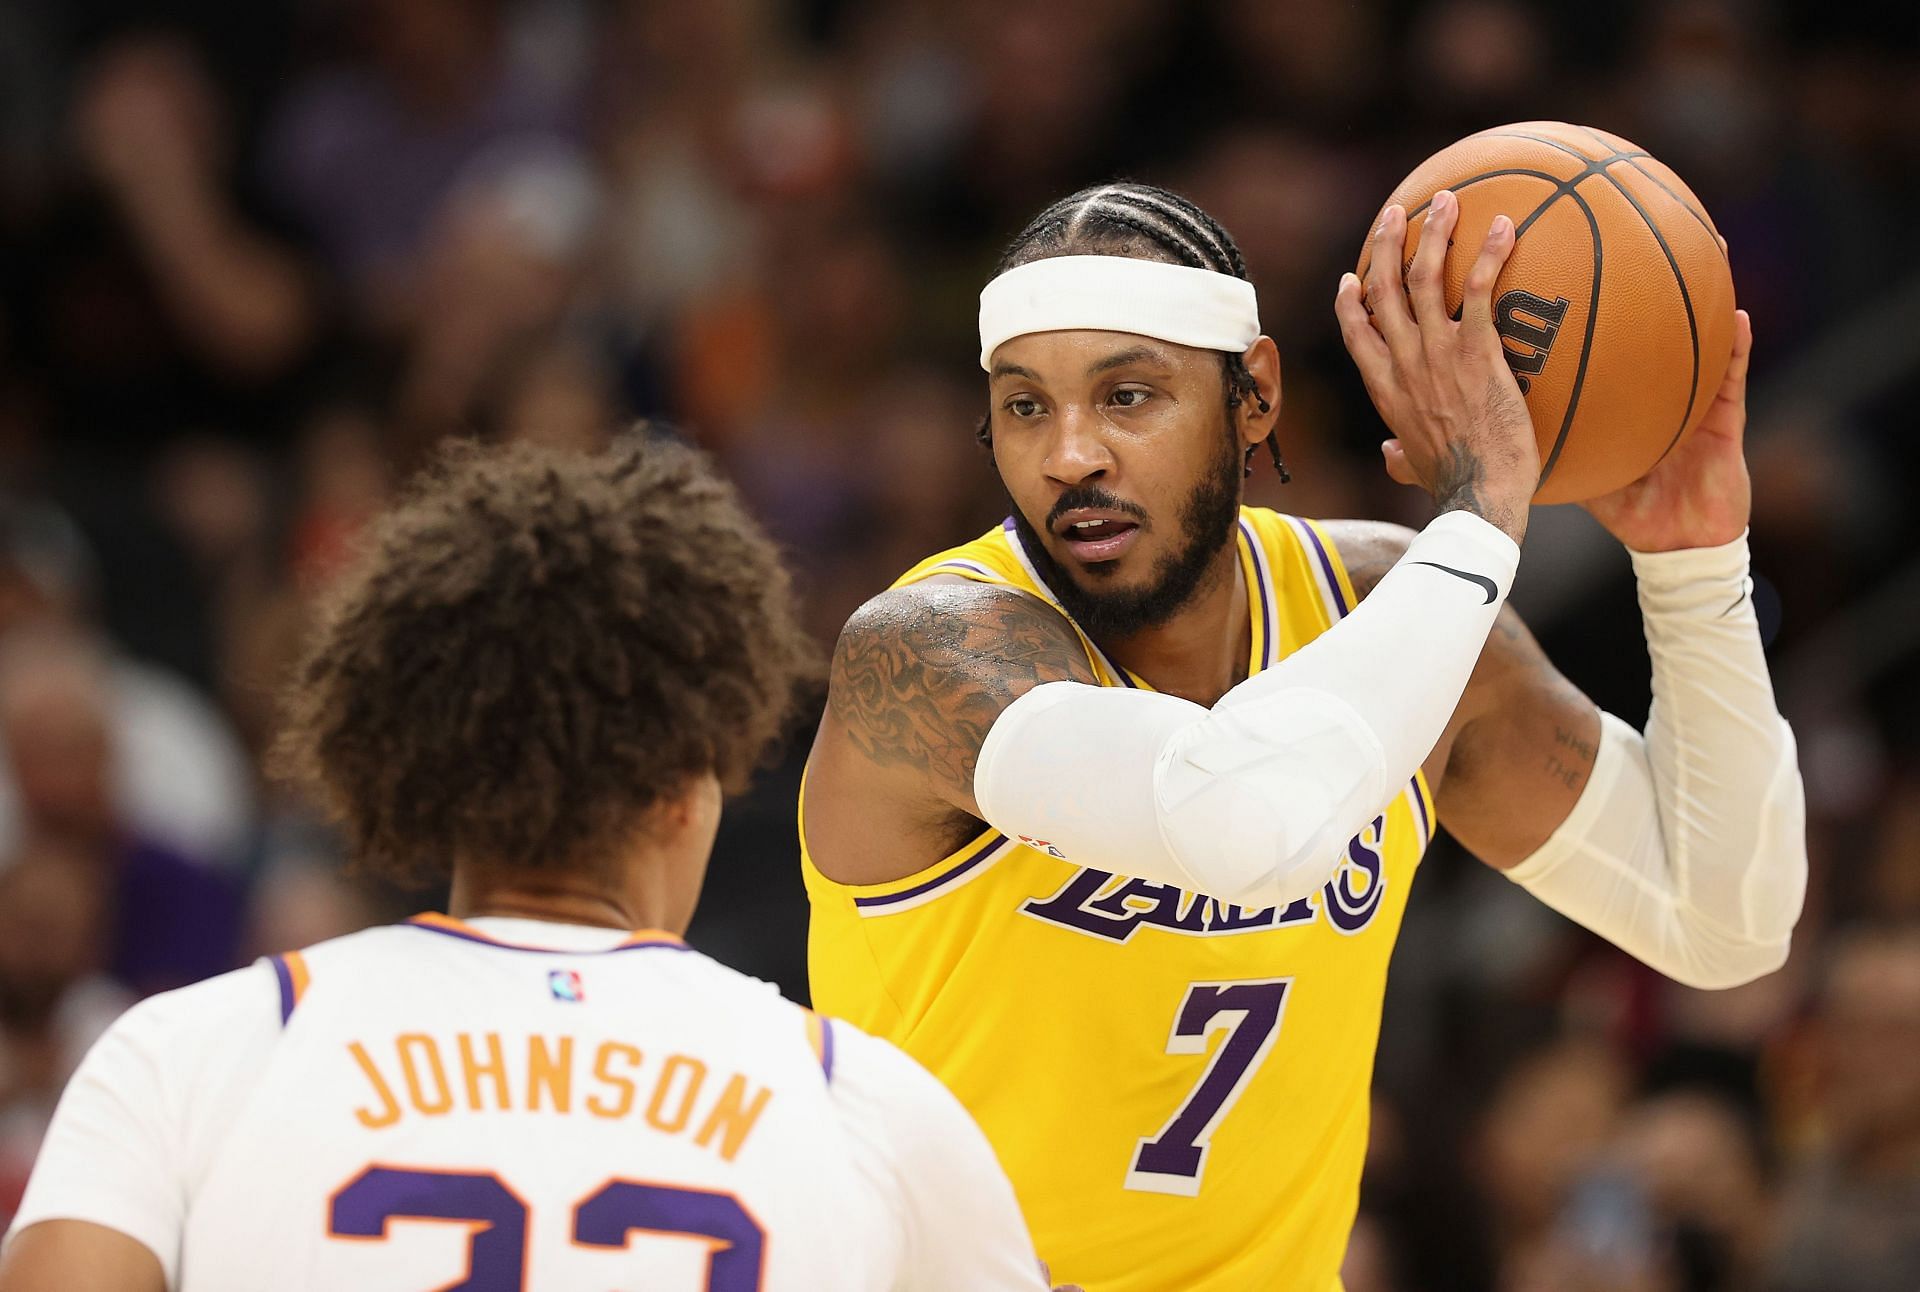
[274, 434, 818, 884]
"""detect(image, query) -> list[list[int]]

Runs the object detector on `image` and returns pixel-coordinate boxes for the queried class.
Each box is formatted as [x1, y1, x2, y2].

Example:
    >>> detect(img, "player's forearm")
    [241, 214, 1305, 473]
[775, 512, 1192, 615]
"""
[974, 512, 1520, 907]
[1505, 532, 1807, 988]
[0, 1220, 167, 1292]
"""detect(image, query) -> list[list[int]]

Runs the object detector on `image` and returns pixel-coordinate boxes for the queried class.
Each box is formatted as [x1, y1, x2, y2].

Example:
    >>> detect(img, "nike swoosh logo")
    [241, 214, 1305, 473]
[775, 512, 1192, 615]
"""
[1410, 561, 1497, 604]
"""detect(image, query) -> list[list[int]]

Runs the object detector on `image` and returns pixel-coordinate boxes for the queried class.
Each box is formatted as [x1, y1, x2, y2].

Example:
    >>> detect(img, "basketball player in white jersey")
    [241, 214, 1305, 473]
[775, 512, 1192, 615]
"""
[0, 439, 1056, 1292]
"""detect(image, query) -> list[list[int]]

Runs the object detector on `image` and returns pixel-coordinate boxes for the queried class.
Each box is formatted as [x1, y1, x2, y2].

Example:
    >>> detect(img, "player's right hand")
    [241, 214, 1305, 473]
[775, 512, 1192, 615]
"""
[1334, 192, 1539, 546]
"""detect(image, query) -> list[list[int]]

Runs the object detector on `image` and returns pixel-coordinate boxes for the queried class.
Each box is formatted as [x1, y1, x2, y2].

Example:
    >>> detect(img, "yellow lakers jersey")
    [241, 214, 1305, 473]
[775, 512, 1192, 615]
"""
[802, 509, 1434, 1292]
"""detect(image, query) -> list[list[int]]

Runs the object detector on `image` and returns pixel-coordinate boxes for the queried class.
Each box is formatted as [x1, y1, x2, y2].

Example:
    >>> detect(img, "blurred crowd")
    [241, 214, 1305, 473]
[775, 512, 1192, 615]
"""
[0, 0, 1917, 1288]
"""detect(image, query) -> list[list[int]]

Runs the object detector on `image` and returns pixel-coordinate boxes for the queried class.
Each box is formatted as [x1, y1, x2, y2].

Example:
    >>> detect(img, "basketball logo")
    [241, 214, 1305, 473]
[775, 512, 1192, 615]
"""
[1493, 290, 1571, 394]
[548, 969, 585, 1003]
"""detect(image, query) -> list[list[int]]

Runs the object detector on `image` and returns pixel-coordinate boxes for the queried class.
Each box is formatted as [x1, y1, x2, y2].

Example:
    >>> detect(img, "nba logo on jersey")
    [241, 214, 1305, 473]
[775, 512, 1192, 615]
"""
[547, 968, 585, 1002]
[1016, 835, 1069, 860]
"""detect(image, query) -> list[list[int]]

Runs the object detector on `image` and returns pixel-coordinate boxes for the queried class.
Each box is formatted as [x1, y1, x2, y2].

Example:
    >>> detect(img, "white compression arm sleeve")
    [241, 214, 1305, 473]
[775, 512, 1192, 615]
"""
[1503, 533, 1807, 990]
[973, 511, 1519, 909]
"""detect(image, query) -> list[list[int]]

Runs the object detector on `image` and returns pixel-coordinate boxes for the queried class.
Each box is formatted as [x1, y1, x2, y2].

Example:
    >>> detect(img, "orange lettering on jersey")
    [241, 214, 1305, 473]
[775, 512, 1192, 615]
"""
[645, 1054, 708, 1134]
[694, 1073, 771, 1162]
[588, 1041, 641, 1118]
[396, 1033, 453, 1116]
[527, 1035, 572, 1113]
[459, 1031, 510, 1111]
[347, 1041, 402, 1130]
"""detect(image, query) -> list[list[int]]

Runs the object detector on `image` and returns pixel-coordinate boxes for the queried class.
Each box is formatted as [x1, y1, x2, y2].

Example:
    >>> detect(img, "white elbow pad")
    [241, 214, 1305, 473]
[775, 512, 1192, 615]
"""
[974, 511, 1517, 908]
[1151, 689, 1387, 908]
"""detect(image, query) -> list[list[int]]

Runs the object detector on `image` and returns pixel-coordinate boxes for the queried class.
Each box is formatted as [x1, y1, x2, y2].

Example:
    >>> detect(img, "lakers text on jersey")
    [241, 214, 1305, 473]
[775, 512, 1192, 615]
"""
[804, 509, 1434, 1292]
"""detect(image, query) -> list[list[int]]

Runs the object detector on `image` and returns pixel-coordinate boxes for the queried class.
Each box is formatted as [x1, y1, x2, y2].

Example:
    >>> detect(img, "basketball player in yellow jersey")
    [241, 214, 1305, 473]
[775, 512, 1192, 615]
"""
[801, 183, 1808, 1291]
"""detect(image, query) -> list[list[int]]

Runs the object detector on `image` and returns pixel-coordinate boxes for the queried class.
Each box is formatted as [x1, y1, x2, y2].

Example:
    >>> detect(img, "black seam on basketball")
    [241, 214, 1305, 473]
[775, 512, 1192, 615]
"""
[1592, 160, 1703, 462]
[1478, 131, 1648, 169]
[1618, 160, 1728, 265]
[1475, 131, 1651, 170]
[1478, 129, 1604, 160]
[1569, 125, 1727, 266]
[1400, 168, 1570, 224]
[1535, 185, 1604, 491]
[1514, 151, 1643, 238]
[1572, 124, 1639, 161]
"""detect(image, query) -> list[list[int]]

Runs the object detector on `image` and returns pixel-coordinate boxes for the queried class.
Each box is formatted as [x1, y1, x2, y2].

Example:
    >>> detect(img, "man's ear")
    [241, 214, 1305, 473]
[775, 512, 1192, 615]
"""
[1239, 336, 1282, 447]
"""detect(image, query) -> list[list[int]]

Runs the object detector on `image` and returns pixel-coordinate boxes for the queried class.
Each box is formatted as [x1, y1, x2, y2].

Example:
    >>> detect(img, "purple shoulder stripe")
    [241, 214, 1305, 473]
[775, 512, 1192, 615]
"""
[1299, 521, 1351, 616]
[268, 954, 298, 1025]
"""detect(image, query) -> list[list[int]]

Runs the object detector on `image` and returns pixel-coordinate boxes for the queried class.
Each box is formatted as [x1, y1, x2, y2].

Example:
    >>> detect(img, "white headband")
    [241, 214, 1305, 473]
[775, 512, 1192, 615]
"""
[978, 255, 1260, 370]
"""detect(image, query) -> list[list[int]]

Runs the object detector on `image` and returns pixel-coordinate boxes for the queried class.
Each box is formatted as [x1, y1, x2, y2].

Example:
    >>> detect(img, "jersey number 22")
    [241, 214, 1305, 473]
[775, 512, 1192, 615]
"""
[329, 1165, 763, 1290]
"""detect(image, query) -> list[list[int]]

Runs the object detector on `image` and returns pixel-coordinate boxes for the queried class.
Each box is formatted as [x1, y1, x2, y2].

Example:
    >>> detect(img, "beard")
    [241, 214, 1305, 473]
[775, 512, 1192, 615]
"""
[1008, 429, 1243, 642]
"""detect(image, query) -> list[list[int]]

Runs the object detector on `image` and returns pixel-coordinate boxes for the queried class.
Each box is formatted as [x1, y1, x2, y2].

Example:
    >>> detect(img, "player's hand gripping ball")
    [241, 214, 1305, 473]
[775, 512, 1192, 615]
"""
[1356, 122, 1736, 504]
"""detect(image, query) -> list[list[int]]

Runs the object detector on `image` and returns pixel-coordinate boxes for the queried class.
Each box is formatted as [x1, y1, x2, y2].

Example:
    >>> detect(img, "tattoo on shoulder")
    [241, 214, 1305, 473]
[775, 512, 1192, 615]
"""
[1553, 723, 1596, 765]
[1318, 520, 1416, 602]
[828, 584, 1098, 803]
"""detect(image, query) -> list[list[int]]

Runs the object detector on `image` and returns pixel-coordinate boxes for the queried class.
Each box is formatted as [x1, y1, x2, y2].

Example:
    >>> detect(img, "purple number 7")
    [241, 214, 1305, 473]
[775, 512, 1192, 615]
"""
[1126, 979, 1291, 1196]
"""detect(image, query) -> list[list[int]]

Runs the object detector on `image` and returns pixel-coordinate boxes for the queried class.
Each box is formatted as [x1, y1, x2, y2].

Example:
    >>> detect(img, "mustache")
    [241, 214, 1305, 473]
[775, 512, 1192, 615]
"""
[1045, 487, 1149, 531]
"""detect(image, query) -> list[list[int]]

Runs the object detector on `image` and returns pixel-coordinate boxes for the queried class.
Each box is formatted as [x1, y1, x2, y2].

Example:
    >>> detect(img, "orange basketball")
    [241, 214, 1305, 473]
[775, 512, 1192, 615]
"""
[1355, 122, 1735, 504]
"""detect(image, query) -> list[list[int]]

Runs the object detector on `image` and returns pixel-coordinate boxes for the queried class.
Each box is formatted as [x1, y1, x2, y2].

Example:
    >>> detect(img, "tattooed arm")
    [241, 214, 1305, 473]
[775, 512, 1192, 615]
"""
[804, 581, 1099, 884]
[1321, 520, 1602, 866]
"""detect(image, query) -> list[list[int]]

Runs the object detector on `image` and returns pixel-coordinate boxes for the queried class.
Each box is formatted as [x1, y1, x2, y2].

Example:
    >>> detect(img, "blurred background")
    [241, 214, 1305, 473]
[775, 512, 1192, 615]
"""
[0, 0, 1916, 1287]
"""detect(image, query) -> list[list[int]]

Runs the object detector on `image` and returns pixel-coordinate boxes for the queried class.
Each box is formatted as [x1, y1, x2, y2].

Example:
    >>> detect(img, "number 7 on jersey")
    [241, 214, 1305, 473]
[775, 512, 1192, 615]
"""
[1126, 979, 1292, 1196]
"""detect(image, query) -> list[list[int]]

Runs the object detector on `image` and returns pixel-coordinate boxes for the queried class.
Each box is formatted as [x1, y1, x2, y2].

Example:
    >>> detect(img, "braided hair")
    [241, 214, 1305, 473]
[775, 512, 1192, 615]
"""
[980, 182, 1290, 482]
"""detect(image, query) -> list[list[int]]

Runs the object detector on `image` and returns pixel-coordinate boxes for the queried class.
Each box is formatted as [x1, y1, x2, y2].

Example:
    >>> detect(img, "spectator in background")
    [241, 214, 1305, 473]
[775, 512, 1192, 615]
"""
[263, 0, 587, 330]
[1614, 1086, 1774, 1292]
[72, 36, 318, 385]
[0, 500, 254, 874]
[0, 842, 130, 1229]
[1475, 1037, 1633, 1286]
[0, 626, 241, 998]
[3, 31, 326, 474]
[1766, 925, 1920, 1292]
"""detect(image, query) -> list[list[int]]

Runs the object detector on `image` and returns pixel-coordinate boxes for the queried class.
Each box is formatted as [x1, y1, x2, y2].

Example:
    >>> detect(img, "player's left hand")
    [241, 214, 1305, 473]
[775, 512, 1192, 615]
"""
[1580, 308, 1752, 552]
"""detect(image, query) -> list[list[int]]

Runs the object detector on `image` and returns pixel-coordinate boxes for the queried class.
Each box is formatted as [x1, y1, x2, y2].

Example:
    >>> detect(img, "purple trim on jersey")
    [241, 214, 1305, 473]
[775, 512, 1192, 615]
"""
[999, 521, 1141, 688]
[1411, 776, 1433, 850]
[851, 833, 1013, 909]
[1240, 518, 1276, 671]
[402, 917, 692, 955]
[269, 954, 298, 1025]
[928, 559, 1002, 581]
[820, 1017, 837, 1082]
[1299, 520, 1351, 617]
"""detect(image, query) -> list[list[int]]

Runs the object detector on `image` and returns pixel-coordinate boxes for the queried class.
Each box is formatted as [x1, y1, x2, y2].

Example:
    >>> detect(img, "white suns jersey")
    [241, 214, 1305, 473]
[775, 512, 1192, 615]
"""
[5, 915, 1045, 1292]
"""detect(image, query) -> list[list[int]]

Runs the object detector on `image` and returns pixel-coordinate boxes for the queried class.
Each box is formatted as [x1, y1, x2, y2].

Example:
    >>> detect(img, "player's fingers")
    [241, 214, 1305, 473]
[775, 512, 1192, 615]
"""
[1335, 272, 1390, 370]
[1406, 190, 1457, 331]
[1721, 308, 1752, 390]
[1361, 205, 1417, 348]
[1457, 214, 1515, 338]
[1380, 438, 1421, 486]
[1711, 309, 1753, 445]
